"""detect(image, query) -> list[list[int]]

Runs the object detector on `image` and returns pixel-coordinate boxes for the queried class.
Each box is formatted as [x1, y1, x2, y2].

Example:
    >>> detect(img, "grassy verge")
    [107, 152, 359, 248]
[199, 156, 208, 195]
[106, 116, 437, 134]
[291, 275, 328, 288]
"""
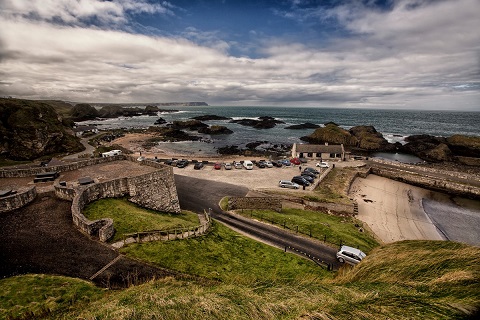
[0, 156, 32, 168]
[83, 198, 200, 242]
[234, 208, 379, 253]
[21, 240, 478, 319]
[121, 221, 329, 285]
[310, 167, 359, 204]
[0, 274, 104, 320]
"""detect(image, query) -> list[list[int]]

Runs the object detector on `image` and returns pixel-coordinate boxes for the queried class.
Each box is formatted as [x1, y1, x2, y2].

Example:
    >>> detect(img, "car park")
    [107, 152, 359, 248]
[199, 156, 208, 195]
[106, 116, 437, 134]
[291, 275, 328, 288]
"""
[292, 176, 310, 186]
[224, 162, 232, 170]
[336, 245, 366, 265]
[214, 163, 222, 170]
[316, 161, 329, 168]
[278, 180, 300, 189]
[194, 162, 204, 170]
[299, 157, 308, 163]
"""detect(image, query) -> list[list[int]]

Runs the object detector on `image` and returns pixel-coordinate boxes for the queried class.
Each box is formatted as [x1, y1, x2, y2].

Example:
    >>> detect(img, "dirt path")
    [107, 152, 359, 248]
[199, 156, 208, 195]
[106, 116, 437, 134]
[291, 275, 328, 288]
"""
[0, 193, 175, 288]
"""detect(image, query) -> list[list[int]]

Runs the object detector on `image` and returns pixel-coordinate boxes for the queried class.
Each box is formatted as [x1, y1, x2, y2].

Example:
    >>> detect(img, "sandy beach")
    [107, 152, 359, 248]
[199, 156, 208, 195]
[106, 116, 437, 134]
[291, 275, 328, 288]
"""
[349, 175, 444, 243]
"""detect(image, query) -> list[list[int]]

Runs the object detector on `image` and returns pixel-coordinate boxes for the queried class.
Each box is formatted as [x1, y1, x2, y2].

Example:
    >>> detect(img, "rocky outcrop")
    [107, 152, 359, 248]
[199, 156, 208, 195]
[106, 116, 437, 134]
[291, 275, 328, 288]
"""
[70, 103, 99, 121]
[0, 98, 84, 160]
[198, 125, 233, 135]
[230, 116, 285, 129]
[97, 105, 178, 118]
[191, 115, 232, 121]
[301, 123, 357, 145]
[171, 120, 208, 131]
[446, 135, 480, 158]
[147, 127, 201, 142]
[349, 125, 395, 151]
[285, 122, 320, 130]
[154, 118, 167, 125]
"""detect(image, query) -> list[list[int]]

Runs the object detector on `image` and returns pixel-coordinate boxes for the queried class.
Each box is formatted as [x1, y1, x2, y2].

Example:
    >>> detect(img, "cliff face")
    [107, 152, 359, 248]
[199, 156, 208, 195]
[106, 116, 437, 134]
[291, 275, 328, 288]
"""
[0, 98, 84, 160]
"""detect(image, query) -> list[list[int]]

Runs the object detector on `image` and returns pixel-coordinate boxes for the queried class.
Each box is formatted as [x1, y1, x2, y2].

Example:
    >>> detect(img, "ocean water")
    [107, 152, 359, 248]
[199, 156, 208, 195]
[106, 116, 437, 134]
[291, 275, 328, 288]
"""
[79, 106, 480, 156]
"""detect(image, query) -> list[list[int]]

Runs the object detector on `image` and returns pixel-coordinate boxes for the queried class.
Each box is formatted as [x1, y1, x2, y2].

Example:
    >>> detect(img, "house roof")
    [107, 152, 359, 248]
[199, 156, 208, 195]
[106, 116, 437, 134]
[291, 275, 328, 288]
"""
[295, 144, 344, 154]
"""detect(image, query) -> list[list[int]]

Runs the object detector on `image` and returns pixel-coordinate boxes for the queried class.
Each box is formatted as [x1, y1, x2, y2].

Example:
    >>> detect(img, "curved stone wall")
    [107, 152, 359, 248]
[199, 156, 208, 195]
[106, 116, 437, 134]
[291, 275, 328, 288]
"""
[0, 187, 37, 213]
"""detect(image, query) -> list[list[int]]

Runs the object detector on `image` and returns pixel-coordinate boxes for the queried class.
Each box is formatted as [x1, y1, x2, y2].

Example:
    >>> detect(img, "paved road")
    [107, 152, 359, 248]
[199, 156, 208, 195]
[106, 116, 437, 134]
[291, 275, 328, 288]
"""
[174, 175, 340, 269]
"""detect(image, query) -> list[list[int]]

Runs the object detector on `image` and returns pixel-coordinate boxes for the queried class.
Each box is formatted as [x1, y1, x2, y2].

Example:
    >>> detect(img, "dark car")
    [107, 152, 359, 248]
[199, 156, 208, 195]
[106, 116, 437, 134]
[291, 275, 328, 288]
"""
[272, 160, 283, 167]
[194, 162, 204, 170]
[176, 159, 189, 168]
[292, 176, 310, 186]
[300, 174, 314, 183]
[301, 171, 317, 179]
[256, 161, 266, 168]
[304, 167, 320, 174]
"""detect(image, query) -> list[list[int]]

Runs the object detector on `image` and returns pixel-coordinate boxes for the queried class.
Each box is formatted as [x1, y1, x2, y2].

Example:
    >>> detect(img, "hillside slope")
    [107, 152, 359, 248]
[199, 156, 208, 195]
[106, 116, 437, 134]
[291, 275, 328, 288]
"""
[1, 240, 478, 319]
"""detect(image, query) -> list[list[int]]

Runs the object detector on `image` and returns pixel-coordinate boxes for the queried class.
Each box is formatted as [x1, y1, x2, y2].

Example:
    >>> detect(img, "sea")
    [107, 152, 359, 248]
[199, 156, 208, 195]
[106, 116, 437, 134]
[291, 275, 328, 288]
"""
[78, 106, 480, 160]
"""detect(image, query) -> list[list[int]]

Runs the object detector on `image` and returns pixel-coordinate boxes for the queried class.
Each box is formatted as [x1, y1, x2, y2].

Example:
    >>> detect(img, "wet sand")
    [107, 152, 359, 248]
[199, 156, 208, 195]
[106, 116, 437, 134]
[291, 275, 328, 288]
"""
[350, 175, 444, 243]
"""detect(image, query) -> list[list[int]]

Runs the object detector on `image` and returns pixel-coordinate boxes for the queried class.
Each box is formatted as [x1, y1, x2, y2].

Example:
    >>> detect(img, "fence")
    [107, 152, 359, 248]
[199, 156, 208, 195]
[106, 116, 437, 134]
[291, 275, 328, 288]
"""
[241, 210, 362, 252]
[284, 246, 334, 270]
[113, 210, 212, 248]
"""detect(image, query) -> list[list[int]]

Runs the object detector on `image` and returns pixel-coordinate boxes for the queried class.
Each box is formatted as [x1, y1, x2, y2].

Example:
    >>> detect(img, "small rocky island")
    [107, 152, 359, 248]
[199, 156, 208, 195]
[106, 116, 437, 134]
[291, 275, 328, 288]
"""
[230, 116, 285, 129]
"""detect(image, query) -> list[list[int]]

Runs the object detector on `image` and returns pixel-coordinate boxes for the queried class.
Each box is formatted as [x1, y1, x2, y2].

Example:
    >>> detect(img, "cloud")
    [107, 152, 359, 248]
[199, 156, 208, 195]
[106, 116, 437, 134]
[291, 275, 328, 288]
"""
[0, 0, 478, 110]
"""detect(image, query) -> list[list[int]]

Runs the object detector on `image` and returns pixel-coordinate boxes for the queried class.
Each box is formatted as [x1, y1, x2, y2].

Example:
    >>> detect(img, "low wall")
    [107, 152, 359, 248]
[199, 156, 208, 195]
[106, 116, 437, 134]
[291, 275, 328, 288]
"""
[0, 187, 37, 213]
[370, 166, 480, 199]
[303, 200, 355, 216]
[228, 197, 282, 212]
[0, 155, 124, 178]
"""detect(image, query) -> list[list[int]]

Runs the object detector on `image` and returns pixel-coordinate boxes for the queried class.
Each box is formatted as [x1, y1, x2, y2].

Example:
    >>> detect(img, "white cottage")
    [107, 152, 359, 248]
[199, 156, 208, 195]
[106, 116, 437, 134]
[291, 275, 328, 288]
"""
[292, 143, 345, 160]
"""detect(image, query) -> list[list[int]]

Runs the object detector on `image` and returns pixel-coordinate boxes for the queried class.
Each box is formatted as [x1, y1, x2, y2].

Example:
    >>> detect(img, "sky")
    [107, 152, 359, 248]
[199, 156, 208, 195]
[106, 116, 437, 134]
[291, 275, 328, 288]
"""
[0, 0, 479, 110]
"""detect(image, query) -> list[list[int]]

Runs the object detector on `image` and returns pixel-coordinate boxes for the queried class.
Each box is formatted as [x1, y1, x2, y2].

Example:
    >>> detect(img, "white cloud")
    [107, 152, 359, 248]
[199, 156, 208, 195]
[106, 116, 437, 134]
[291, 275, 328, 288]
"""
[0, 0, 478, 109]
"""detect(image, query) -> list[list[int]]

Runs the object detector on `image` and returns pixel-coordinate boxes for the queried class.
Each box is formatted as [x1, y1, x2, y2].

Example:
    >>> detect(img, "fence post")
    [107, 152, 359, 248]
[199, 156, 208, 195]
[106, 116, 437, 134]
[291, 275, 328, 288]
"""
[324, 235, 326, 243]
[309, 229, 312, 237]
[296, 225, 298, 233]
[283, 220, 286, 229]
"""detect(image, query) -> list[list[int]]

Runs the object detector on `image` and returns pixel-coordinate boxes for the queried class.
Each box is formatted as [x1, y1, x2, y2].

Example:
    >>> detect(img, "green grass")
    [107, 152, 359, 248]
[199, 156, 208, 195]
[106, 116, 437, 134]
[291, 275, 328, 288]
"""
[0, 274, 104, 320]
[311, 167, 358, 204]
[0, 156, 32, 168]
[121, 221, 329, 285]
[7, 240, 477, 319]
[236, 208, 379, 253]
[83, 198, 200, 242]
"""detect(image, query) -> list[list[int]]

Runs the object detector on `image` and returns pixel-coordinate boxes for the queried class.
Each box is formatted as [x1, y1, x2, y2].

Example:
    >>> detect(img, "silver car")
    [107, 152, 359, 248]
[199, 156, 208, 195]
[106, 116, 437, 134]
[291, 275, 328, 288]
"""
[278, 180, 300, 189]
[336, 245, 366, 265]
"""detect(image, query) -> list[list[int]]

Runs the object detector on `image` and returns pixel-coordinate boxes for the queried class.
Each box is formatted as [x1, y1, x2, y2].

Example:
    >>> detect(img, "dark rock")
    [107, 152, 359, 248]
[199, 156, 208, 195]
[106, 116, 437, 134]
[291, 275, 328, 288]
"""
[301, 123, 357, 145]
[0, 98, 84, 160]
[230, 116, 285, 129]
[191, 114, 232, 121]
[217, 145, 243, 155]
[70, 103, 99, 121]
[349, 125, 394, 151]
[423, 143, 452, 162]
[198, 125, 233, 135]
[154, 118, 167, 125]
[246, 141, 268, 150]
[446, 135, 480, 158]
[324, 121, 339, 126]
[172, 120, 208, 131]
[285, 122, 320, 130]
[147, 127, 201, 142]
[144, 105, 160, 115]
[402, 135, 447, 154]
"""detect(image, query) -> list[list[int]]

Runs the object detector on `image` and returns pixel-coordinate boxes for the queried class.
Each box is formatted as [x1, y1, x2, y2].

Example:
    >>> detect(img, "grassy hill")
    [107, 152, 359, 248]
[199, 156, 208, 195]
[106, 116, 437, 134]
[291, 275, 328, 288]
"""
[1, 237, 478, 319]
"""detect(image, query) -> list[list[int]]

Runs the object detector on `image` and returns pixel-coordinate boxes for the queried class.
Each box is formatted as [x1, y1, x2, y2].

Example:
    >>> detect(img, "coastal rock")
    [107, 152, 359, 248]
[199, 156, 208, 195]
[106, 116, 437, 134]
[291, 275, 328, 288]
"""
[230, 116, 285, 129]
[446, 135, 480, 158]
[349, 125, 395, 151]
[423, 143, 452, 162]
[70, 103, 99, 121]
[154, 117, 166, 125]
[171, 120, 208, 131]
[285, 122, 320, 130]
[191, 114, 232, 121]
[0, 98, 84, 160]
[147, 127, 201, 142]
[217, 145, 242, 155]
[402, 135, 447, 154]
[301, 123, 357, 145]
[246, 141, 268, 150]
[198, 125, 233, 135]
[144, 105, 160, 115]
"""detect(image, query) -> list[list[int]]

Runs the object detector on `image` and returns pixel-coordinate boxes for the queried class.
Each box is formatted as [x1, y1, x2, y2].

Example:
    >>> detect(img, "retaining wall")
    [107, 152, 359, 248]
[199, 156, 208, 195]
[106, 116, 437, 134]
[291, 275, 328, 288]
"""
[303, 200, 355, 216]
[0, 155, 124, 178]
[0, 187, 37, 213]
[228, 197, 282, 212]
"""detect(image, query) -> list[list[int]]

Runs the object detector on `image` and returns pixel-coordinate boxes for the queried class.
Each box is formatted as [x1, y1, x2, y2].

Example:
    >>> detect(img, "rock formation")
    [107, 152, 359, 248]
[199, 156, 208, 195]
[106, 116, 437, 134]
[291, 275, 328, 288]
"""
[191, 115, 232, 121]
[230, 116, 285, 129]
[285, 123, 320, 130]
[198, 125, 233, 134]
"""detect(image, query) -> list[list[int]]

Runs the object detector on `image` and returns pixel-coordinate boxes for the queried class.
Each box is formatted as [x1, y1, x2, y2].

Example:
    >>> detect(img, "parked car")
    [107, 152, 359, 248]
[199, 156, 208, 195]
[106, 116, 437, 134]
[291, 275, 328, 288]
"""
[224, 162, 232, 170]
[300, 174, 314, 183]
[316, 161, 329, 168]
[290, 157, 301, 165]
[194, 162, 204, 170]
[299, 157, 308, 163]
[234, 161, 243, 169]
[265, 161, 273, 168]
[176, 159, 189, 168]
[301, 171, 317, 179]
[280, 159, 291, 166]
[214, 162, 222, 170]
[256, 161, 266, 168]
[243, 160, 254, 170]
[304, 167, 320, 174]
[336, 245, 366, 265]
[273, 160, 283, 167]
[278, 180, 300, 189]
[292, 176, 310, 186]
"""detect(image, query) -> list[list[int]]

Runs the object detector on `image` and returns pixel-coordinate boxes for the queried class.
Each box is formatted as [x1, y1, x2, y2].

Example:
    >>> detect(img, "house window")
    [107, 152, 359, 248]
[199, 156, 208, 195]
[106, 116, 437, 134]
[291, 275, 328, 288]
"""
[307, 152, 313, 157]
[330, 153, 336, 158]
[299, 152, 304, 158]
[316, 153, 322, 158]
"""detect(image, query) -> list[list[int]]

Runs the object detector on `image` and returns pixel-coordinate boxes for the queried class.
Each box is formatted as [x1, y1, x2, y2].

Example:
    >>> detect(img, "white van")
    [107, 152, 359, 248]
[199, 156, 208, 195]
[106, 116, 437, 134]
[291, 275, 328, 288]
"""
[243, 160, 254, 170]
[101, 149, 122, 157]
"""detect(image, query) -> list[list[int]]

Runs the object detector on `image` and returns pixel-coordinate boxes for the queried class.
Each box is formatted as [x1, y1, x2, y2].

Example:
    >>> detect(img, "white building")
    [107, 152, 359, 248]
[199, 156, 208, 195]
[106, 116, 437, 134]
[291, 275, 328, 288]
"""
[291, 143, 345, 160]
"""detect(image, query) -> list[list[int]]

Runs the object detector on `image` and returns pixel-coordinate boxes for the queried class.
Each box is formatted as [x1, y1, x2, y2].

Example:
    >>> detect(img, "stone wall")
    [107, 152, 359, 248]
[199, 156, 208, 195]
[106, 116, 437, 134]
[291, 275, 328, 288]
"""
[303, 200, 355, 216]
[228, 197, 282, 212]
[370, 166, 480, 199]
[0, 155, 124, 178]
[0, 187, 37, 213]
